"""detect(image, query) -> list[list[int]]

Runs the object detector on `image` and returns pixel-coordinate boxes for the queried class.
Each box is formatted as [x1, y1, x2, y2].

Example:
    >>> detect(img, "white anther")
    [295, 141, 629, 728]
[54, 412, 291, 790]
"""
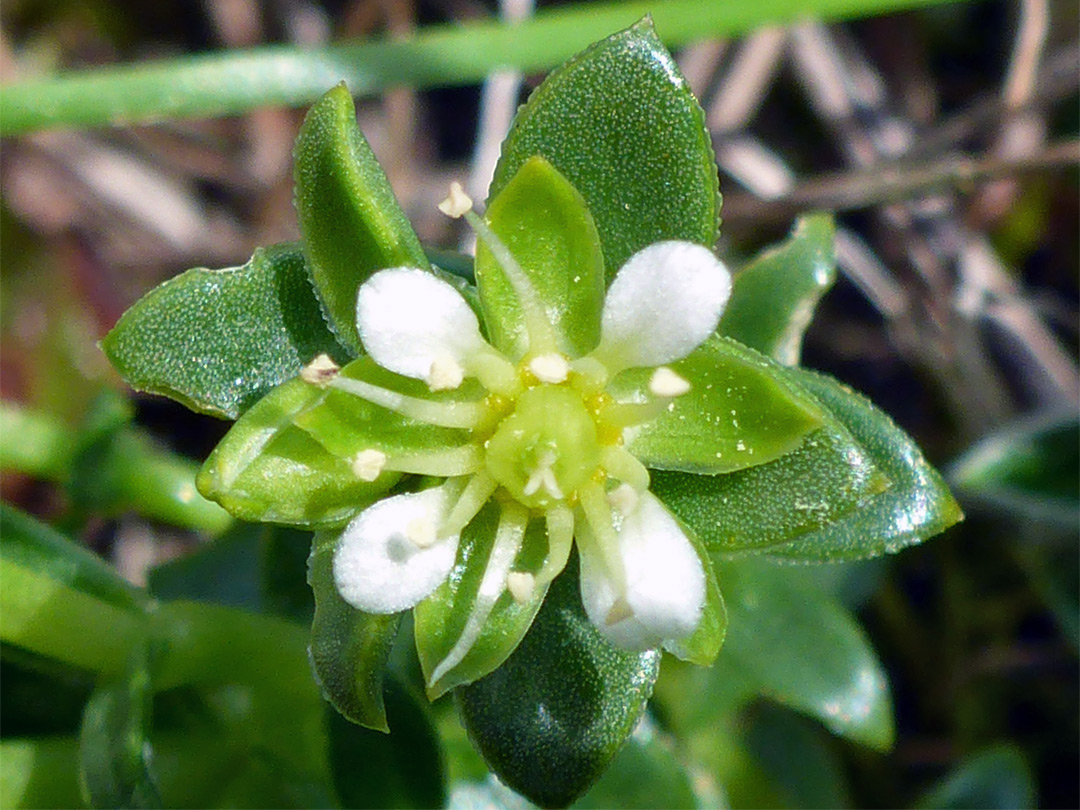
[437, 182, 473, 219]
[528, 353, 570, 384]
[300, 353, 340, 387]
[506, 571, 536, 604]
[648, 366, 691, 397]
[351, 449, 387, 482]
[428, 351, 465, 391]
[406, 516, 438, 549]
[607, 483, 640, 517]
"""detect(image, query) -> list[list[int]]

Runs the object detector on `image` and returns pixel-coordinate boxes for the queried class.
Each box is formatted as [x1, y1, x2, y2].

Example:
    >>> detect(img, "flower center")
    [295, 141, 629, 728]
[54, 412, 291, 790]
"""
[484, 384, 601, 509]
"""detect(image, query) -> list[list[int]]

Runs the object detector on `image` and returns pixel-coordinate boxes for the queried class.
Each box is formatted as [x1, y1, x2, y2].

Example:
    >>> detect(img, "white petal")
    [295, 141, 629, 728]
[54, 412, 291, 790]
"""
[356, 268, 487, 386]
[333, 487, 458, 613]
[579, 492, 705, 650]
[595, 241, 730, 369]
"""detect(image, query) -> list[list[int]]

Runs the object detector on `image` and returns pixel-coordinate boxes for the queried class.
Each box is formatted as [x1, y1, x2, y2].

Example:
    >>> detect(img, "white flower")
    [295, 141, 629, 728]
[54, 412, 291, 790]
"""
[318, 203, 730, 677]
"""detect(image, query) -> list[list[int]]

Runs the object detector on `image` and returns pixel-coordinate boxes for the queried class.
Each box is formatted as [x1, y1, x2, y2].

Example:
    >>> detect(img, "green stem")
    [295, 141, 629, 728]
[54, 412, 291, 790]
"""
[3, 0, 956, 135]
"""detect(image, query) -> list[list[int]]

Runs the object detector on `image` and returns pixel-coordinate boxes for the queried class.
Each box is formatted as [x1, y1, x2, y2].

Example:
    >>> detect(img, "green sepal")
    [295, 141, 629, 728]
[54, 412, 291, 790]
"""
[77, 637, 160, 809]
[652, 420, 888, 554]
[611, 335, 826, 474]
[717, 558, 895, 751]
[763, 369, 963, 561]
[293, 356, 475, 461]
[102, 242, 347, 420]
[308, 530, 400, 732]
[719, 213, 837, 366]
[476, 155, 605, 359]
[456, 556, 660, 808]
[491, 19, 719, 276]
[294, 84, 430, 354]
[662, 526, 726, 666]
[197, 378, 399, 528]
[414, 502, 549, 700]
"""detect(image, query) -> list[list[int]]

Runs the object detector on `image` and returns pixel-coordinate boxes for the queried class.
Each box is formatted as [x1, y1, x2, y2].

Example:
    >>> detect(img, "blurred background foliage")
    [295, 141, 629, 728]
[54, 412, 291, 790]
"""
[0, 0, 1076, 808]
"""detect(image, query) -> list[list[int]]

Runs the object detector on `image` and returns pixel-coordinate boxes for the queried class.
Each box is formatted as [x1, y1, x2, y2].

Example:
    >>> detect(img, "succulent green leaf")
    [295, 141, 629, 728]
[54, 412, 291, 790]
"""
[326, 680, 447, 809]
[913, 744, 1035, 810]
[1, 737, 84, 809]
[1, 645, 95, 737]
[0, 504, 147, 614]
[491, 19, 718, 276]
[456, 557, 660, 808]
[948, 412, 1078, 527]
[293, 357, 475, 461]
[763, 369, 963, 561]
[612, 335, 825, 474]
[308, 529, 401, 732]
[197, 378, 399, 528]
[294, 84, 429, 354]
[662, 529, 726, 666]
[717, 558, 895, 751]
[652, 420, 888, 554]
[77, 640, 160, 809]
[414, 502, 549, 699]
[719, 213, 837, 366]
[476, 155, 605, 359]
[102, 243, 347, 420]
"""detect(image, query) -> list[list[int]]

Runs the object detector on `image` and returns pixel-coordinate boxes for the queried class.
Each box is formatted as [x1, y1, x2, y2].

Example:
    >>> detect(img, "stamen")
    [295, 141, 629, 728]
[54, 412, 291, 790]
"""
[464, 210, 559, 356]
[528, 353, 570, 384]
[428, 351, 465, 391]
[300, 353, 340, 387]
[438, 182, 473, 218]
[506, 571, 536, 604]
[351, 449, 387, 481]
[648, 366, 691, 397]
[600, 446, 650, 492]
[328, 375, 486, 430]
[429, 503, 528, 686]
[465, 347, 522, 398]
[386, 445, 483, 478]
[535, 504, 574, 586]
[569, 357, 610, 393]
[441, 473, 498, 538]
[578, 481, 627, 596]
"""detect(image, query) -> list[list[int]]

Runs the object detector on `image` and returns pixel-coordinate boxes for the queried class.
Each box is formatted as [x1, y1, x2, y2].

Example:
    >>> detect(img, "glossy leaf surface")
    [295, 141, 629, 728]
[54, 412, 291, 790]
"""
[78, 642, 160, 809]
[491, 19, 718, 275]
[198, 377, 399, 528]
[476, 156, 605, 360]
[295, 84, 429, 354]
[414, 503, 549, 699]
[327, 680, 447, 809]
[309, 529, 401, 732]
[763, 369, 962, 561]
[102, 243, 346, 420]
[612, 336, 825, 474]
[652, 420, 887, 554]
[457, 558, 660, 808]
[719, 213, 837, 366]
[717, 559, 894, 751]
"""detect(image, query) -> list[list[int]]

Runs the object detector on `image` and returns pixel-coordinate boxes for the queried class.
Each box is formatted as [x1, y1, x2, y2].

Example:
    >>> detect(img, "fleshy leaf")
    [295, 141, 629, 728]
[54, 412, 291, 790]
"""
[652, 420, 888, 554]
[913, 744, 1035, 810]
[294, 84, 430, 354]
[456, 556, 660, 808]
[719, 213, 837, 366]
[327, 680, 447, 809]
[763, 369, 963, 561]
[611, 335, 825, 474]
[414, 502, 548, 699]
[293, 356, 475, 461]
[476, 155, 605, 360]
[102, 243, 346, 420]
[717, 558, 895, 751]
[948, 412, 1078, 527]
[309, 530, 400, 732]
[197, 378, 399, 528]
[491, 19, 718, 276]
[77, 640, 160, 809]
